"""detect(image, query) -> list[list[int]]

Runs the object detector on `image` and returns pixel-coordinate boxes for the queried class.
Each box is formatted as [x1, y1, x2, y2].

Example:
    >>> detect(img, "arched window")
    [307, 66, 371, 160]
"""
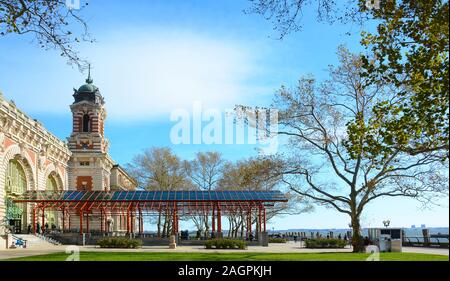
[46, 174, 58, 192]
[46, 174, 59, 227]
[82, 114, 90, 132]
[6, 160, 26, 195]
[5, 159, 26, 221]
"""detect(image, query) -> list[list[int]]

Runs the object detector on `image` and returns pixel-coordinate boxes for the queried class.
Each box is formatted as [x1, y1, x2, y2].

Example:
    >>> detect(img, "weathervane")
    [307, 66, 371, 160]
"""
[86, 64, 93, 84]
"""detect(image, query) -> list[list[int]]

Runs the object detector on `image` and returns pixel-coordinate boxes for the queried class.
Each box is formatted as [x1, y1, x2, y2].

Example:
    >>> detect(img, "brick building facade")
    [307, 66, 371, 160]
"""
[0, 72, 136, 245]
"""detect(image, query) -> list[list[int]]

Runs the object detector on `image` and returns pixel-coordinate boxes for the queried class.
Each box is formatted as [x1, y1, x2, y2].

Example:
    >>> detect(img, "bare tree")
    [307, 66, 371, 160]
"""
[0, 0, 93, 69]
[257, 46, 449, 252]
[127, 147, 192, 237]
[246, 0, 363, 38]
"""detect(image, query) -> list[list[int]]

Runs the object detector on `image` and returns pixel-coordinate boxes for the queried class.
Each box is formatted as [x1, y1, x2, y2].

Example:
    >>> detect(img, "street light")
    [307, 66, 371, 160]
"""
[382, 220, 390, 228]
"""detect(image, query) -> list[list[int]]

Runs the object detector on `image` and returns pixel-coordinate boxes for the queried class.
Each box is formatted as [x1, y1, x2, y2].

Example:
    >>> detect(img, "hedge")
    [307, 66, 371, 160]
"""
[97, 237, 142, 248]
[304, 238, 347, 248]
[269, 238, 287, 243]
[204, 238, 247, 250]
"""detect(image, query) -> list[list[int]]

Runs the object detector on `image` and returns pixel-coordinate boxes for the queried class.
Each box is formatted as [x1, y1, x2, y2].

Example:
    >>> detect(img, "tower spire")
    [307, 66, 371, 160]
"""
[86, 64, 93, 84]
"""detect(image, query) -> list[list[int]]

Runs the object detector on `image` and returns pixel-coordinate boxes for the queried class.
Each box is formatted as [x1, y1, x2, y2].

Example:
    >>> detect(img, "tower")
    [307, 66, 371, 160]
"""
[67, 66, 113, 191]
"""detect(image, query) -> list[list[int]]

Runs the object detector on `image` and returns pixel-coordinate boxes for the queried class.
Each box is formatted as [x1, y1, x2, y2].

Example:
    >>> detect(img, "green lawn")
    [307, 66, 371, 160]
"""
[5, 252, 449, 261]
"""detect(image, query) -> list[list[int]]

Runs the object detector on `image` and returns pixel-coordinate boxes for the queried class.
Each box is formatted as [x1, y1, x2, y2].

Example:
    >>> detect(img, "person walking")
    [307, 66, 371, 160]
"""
[27, 224, 32, 234]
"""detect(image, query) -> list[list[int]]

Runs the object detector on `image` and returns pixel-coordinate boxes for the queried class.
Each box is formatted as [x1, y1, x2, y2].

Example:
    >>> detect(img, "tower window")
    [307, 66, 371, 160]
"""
[82, 114, 91, 132]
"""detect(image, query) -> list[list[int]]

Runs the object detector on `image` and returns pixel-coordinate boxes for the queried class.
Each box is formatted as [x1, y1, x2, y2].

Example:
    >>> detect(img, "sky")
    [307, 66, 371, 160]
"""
[0, 0, 448, 230]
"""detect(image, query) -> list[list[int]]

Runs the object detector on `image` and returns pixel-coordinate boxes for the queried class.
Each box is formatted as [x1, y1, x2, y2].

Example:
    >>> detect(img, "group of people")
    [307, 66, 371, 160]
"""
[27, 222, 57, 234]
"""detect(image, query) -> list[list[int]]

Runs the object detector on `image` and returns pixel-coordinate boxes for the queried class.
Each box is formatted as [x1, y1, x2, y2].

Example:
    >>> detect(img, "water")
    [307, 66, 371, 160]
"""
[272, 227, 449, 238]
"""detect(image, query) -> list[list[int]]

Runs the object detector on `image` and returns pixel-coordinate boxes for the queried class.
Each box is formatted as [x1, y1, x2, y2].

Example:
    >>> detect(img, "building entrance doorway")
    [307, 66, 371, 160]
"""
[4, 159, 27, 234]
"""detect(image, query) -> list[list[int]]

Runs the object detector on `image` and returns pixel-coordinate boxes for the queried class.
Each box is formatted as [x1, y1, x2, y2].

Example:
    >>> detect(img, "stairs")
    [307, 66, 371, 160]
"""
[12, 234, 62, 247]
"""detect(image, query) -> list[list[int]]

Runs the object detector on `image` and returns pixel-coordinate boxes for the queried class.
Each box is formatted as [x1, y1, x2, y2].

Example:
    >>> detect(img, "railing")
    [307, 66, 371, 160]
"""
[35, 233, 62, 246]
[403, 237, 449, 248]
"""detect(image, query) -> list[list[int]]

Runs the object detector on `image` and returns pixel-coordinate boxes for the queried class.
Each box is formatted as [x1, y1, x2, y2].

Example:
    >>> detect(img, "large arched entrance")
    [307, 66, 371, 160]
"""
[4, 159, 27, 233]
[45, 172, 62, 230]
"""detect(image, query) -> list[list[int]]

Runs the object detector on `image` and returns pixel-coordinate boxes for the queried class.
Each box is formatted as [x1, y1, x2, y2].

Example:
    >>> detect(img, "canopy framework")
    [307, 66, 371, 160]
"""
[14, 190, 287, 236]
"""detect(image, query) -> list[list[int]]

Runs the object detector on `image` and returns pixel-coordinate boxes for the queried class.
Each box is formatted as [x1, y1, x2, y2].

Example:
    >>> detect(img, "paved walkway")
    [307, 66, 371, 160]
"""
[0, 241, 448, 260]
[402, 246, 449, 256]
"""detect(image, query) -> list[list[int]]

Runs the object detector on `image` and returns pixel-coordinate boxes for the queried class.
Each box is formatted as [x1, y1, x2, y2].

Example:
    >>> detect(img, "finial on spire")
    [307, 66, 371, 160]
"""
[86, 64, 93, 84]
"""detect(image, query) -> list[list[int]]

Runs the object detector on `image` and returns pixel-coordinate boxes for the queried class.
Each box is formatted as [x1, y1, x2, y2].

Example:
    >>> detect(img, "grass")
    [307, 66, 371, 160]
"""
[5, 252, 449, 261]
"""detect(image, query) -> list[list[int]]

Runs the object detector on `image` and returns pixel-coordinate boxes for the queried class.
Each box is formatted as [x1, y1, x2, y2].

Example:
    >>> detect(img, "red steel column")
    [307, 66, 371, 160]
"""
[248, 208, 252, 236]
[263, 208, 266, 232]
[258, 206, 262, 233]
[246, 210, 249, 237]
[86, 212, 90, 233]
[138, 208, 142, 235]
[175, 202, 179, 234]
[100, 209, 103, 233]
[32, 207, 36, 234]
[62, 208, 65, 233]
[130, 208, 134, 234]
[41, 208, 45, 233]
[79, 210, 83, 234]
[217, 203, 222, 233]
[211, 204, 216, 233]
[126, 210, 130, 234]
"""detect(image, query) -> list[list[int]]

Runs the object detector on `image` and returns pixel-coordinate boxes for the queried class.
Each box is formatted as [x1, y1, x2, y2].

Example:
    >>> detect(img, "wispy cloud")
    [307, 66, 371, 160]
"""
[80, 28, 264, 120]
[1, 27, 269, 121]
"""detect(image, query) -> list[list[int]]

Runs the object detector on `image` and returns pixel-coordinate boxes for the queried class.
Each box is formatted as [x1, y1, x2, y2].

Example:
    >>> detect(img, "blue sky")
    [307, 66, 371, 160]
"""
[0, 0, 448, 230]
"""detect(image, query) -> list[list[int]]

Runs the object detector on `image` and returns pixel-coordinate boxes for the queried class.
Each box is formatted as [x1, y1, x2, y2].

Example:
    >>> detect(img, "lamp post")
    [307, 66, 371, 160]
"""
[383, 220, 390, 228]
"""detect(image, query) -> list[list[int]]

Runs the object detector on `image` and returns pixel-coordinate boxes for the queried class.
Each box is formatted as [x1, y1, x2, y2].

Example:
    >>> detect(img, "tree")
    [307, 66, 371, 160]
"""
[184, 151, 225, 237]
[359, 1, 449, 160]
[247, 0, 449, 159]
[127, 147, 192, 237]
[0, 0, 93, 69]
[242, 47, 448, 252]
[246, 0, 356, 39]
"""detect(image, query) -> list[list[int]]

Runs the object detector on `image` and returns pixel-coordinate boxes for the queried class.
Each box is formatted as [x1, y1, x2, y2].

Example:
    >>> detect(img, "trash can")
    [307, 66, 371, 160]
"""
[379, 235, 391, 252]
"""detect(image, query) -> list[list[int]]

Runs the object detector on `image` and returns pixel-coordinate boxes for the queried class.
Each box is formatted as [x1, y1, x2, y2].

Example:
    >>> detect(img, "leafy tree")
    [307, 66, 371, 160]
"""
[238, 47, 448, 252]
[247, 0, 449, 159]
[359, 0, 449, 160]
[0, 0, 93, 69]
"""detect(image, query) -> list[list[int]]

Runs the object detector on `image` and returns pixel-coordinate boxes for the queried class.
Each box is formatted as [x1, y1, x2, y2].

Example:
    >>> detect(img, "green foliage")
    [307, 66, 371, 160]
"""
[204, 238, 247, 250]
[305, 238, 347, 249]
[97, 237, 142, 249]
[268, 238, 287, 243]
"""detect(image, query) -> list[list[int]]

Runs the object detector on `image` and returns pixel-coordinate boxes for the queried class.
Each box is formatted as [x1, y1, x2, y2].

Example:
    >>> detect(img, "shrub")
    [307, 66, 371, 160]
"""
[204, 238, 247, 250]
[97, 237, 142, 248]
[269, 238, 287, 243]
[305, 238, 347, 249]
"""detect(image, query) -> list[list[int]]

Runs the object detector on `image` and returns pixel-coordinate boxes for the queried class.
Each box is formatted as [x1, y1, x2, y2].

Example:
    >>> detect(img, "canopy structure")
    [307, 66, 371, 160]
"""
[14, 190, 287, 236]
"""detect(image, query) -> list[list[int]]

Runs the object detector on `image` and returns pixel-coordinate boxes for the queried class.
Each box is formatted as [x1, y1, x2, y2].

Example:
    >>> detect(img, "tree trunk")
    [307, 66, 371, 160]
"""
[157, 212, 161, 237]
[351, 216, 364, 253]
